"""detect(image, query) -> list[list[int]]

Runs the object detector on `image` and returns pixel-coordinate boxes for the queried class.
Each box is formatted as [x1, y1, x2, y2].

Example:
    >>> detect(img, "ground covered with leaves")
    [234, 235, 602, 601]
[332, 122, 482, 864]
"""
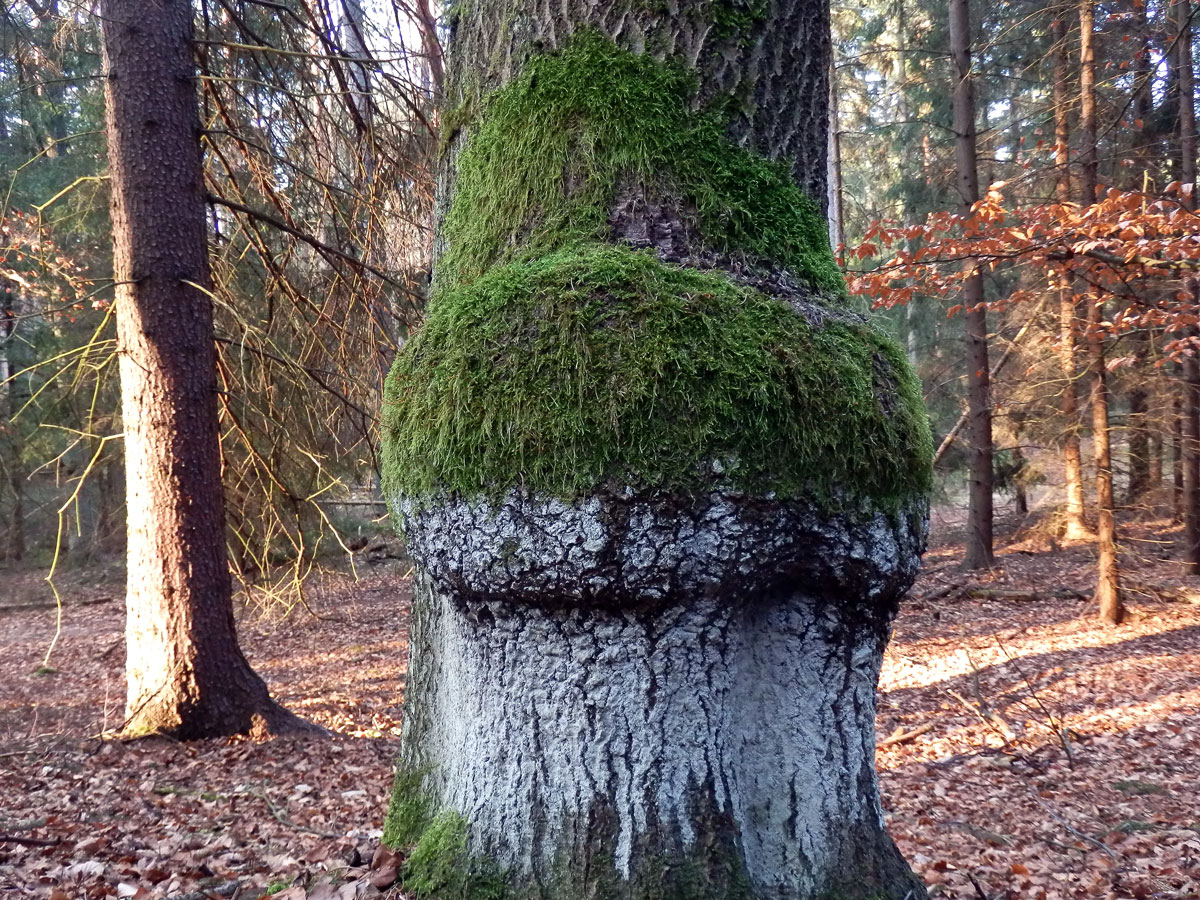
[1, 512, 1198, 900]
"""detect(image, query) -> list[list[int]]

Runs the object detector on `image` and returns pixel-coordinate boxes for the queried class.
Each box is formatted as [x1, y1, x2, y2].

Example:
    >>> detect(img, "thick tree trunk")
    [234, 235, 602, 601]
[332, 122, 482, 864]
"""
[100, 0, 309, 739]
[391, 494, 927, 900]
[381, 2, 931, 898]
[950, 0, 993, 569]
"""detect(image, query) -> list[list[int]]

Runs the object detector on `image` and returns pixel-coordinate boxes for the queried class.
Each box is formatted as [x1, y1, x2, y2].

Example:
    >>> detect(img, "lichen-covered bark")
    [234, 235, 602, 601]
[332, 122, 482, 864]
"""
[389, 490, 927, 899]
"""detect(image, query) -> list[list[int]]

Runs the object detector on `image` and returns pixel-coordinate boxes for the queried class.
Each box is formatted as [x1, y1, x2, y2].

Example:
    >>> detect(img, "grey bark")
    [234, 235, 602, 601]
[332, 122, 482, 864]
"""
[395, 490, 927, 899]
[444, 0, 831, 210]
[386, 1, 929, 897]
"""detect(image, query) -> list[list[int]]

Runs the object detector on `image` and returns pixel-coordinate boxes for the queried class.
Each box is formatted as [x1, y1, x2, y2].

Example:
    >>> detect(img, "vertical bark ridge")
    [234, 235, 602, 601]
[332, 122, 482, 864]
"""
[101, 0, 311, 738]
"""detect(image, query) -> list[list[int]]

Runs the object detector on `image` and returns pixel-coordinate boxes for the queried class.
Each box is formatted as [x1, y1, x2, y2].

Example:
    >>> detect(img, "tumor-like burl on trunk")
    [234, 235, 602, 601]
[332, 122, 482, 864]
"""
[379, 5, 933, 899]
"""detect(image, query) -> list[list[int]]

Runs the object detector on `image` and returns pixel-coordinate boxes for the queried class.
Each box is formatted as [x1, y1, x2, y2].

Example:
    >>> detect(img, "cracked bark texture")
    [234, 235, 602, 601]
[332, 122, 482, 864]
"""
[102, 0, 309, 739]
[433, 0, 832, 271]
[397, 492, 928, 899]
[386, 0, 929, 897]
[445, 0, 829, 204]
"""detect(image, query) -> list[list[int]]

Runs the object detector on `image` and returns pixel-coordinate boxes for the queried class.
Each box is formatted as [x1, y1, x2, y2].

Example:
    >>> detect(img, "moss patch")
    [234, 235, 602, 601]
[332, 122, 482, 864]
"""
[382, 245, 931, 511]
[382, 769, 433, 850]
[403, 812, 507, 900]
[384, 773, 506, 900]
[438, 31, 842, 296]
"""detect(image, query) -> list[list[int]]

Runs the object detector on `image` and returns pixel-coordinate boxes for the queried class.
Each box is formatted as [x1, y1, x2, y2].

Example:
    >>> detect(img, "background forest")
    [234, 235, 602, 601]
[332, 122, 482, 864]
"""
[4, 0, 1200, 614]
[2, 3, 1200, 900]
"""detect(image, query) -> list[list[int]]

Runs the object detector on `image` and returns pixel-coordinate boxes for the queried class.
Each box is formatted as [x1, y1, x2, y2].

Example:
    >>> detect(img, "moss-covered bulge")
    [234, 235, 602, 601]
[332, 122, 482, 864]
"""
[382, 245, 931, 511]
[382, 32, 931, 513]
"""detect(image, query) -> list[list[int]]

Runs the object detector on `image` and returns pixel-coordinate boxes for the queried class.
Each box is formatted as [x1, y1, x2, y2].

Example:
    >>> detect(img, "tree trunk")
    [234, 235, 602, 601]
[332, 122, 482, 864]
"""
[1174, 0, 1200, 566]
[1175, 0, 1197, 202]
[100, 0, 310, 739]
[828, 57, 845, 259]
[1127, 365, 1151, 505]
[0, 294, 23, 562]
[1182, 329, 1200, 571]
[379, 3, 931, 898]
[1174, 389, 1185, 512]
[1079, 0, 1123, 624]
[1125, 0, 1156, 506]
[1088, 293, 1123, 624]
[951, 0, 994, 569]
[1052, 14, 1090, 536]
[1079, 0, 1099, 205]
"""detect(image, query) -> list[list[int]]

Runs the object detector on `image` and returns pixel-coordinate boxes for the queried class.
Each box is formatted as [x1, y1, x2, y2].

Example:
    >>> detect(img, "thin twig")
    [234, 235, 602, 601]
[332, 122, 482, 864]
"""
[0, 834, 61, 847]
[1030, 794, 1122, 866]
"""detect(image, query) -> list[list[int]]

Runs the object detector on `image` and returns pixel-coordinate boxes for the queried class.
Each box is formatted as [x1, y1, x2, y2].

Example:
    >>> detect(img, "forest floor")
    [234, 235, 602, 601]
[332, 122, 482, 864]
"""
[1, 505, 1198, 900]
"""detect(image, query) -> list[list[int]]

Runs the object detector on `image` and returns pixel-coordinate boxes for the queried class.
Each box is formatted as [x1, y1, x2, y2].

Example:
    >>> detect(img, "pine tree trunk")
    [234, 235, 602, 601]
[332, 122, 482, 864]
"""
[1182, 331, 1200, 571]
[951, 0, 994, 569]
[1125, 0, 1156, 506]
[0, 296, 23, 562]
[380, 2, 931, 897]
[100, 0, 311, 739]
[1127, 375, 1151, 504]
[1174, 389, 1185, 512]
[1079, 0, 1123, 624]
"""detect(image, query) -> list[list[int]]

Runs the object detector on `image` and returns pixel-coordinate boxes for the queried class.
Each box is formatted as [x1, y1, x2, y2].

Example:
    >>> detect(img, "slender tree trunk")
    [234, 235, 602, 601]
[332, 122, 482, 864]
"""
[1079, 0, 1099, 204]
[1149, 417, 1163, 487]
[828, 58, 845, 259]
[1173, 0, 1200, 568]
[1080, 0, 1123, 624]
[1176, 0, 1197, 199]
[1053, 13, 1090, 536]
[100, 0, 311, 738]
[1088, 292, 1123, 624]
[1174, 389, 1185, 511]
[0, 294, 23, 562]
[380, 3, 930, 898]
[1125, 0, 1157, 505]
[1182, 328, 1200, 570]
[951, 0, 993, 569]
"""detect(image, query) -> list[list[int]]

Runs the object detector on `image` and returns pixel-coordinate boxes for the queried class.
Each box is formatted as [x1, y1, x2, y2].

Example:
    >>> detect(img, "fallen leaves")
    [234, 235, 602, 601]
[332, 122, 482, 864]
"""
[1, 518, 1198, 899]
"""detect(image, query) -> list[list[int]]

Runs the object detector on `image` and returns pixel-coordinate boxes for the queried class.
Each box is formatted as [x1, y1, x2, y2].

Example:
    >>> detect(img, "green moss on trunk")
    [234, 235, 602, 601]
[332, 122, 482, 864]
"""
[382, 245, 931, 511]
[438, 32, 842, 295]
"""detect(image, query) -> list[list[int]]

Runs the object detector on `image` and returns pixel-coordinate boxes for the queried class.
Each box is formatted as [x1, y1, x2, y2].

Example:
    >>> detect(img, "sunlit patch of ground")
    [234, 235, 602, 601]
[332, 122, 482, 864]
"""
[1, 510, 1198, 899]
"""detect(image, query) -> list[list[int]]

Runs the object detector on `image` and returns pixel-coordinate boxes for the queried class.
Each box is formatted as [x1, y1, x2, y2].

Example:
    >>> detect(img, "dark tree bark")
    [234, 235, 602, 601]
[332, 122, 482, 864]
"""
[1182, 328, 1200, 570]
[100, 0, 311, 739]
[950, 0, 994, 569]
[0, 295, 24, 562]
[1079, 0, 1123, 624]
[1125, 15, 1155, 505]
[379, 2, 931, 898]
[1172, 0, 1200, 570]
